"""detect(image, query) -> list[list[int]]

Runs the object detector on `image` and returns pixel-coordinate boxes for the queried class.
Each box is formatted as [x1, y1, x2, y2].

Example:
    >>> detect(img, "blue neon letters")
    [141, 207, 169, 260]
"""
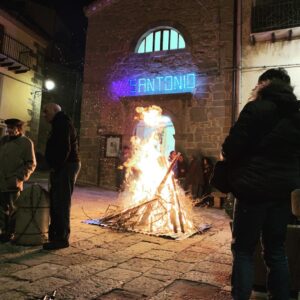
[129, 73, 196, 95]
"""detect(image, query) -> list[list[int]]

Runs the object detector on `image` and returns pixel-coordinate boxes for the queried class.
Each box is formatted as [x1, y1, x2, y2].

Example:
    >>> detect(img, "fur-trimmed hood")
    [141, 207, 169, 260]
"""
[258, 81, 300, 115]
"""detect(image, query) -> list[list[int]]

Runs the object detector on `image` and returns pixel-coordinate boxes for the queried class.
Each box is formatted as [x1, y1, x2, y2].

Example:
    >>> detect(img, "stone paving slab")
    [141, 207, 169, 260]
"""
[122, 275, 168, 296]
[149, 279, 232, 300]
[1, 290, 27, 300]
[96, 267, 141, 282]
[191, 260, 232, 275]
[55, 275, 122, 300]
[97, 288, 147, 299]
[144, 267, 183, 282]
[17, 276, 70, 298]
[151, 259, 193, 273]
[157, 238, 202, 252]
[175, 250, 209, 263]
[0, 185, 240, 299]
[53, 259, 116, 282]
[0, 276, 28, 292]
[0, 262, 28, 276]
[183, 270, 231, 287]
[138, 249, 176, 261]
[13, 262, 67, 281]
[119, 257, 157, 272]
[207, 252, 232, 264]
[40, 252, 98, 266]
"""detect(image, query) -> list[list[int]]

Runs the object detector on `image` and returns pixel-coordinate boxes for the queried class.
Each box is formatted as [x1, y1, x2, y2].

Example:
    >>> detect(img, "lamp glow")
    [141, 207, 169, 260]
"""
[45, 79, 55, 91]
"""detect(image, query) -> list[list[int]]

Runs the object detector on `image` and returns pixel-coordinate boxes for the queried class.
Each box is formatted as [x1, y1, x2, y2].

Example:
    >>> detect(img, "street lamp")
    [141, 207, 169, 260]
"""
[44, 79, 55, 91]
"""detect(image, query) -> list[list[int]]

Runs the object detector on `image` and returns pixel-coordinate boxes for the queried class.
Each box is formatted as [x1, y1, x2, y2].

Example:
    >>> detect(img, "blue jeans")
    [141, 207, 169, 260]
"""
[49, 162, 81, 242]
[231, 198, 291, 300]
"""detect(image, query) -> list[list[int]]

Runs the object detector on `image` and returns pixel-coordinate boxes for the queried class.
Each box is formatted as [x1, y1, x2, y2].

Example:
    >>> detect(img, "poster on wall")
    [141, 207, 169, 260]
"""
[105, 135, 122, 158]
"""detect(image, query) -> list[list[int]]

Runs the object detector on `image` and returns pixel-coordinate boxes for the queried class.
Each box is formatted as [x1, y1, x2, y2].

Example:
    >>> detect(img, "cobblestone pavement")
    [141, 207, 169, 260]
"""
[0, 183, 267, 300]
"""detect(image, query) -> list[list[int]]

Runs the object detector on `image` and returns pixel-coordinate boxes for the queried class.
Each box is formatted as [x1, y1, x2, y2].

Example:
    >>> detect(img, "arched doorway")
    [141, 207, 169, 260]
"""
[135, 115, 175, 158]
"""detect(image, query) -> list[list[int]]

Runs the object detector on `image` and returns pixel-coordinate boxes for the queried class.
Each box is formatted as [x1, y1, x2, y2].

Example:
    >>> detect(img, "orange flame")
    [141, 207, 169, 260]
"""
[119, 105, 194, 236]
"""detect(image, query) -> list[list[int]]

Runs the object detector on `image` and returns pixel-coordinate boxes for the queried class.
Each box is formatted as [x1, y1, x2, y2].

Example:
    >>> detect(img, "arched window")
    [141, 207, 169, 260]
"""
[136, 27, 186, 54]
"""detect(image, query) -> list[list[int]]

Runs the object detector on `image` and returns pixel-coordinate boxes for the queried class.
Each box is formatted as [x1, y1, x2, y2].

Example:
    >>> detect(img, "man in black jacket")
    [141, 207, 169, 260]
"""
[42, 103, 80, 250]
[222, 68, 300, 300]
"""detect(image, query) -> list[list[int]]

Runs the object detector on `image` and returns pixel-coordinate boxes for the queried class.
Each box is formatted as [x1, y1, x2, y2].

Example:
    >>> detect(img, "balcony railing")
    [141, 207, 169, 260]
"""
[0, 31, 33, 73]
[252, 0, 300, 33]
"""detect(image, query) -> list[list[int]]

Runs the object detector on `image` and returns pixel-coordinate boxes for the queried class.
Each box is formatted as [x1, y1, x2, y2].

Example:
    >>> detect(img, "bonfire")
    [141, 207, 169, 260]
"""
[100, 105, 206, 239]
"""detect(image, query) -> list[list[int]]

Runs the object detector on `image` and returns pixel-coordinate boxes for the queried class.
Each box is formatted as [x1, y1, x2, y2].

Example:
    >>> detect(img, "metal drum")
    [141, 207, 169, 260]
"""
[14, 184, 49, 245]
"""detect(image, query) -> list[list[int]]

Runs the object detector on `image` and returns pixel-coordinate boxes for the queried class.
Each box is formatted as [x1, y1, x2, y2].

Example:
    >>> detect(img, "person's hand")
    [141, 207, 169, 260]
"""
[219, 152, 224, 160]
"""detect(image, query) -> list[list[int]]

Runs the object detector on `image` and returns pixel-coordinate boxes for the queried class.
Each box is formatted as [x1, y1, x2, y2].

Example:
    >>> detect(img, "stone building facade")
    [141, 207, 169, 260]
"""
[239, 0, 300, 111]
[0, 8, 47, 143]
[80, 0, 234, 188]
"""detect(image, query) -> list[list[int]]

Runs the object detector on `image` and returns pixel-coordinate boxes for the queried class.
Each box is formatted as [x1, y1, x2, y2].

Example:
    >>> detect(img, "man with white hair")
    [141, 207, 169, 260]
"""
[42, 103, 80, 250]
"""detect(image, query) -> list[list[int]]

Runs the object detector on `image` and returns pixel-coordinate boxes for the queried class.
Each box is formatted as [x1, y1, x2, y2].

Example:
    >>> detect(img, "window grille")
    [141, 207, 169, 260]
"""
[252, 0, 300, 33]
[136, 27, 185, 53]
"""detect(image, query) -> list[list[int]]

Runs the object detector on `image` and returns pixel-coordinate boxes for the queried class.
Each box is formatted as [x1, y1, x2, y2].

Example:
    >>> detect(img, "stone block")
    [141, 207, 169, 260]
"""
[96, 267, 141, 282]
[123, 276, 166, 296]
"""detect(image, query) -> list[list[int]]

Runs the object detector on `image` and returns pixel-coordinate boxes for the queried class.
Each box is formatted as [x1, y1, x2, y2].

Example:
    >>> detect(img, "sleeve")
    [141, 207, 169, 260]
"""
[15, 138, 37, 181]
[222, 101, 260, 162]
[49, 119, 71, 169]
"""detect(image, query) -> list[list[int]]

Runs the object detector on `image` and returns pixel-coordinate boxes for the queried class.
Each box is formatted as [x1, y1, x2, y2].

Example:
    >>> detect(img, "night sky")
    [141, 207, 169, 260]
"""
[33, 0, 95, 64]
[50, 0, 95, 66]
[1, 0, 95, 68]
[1, 0, 94, 34]
[49, 0, 93, 35]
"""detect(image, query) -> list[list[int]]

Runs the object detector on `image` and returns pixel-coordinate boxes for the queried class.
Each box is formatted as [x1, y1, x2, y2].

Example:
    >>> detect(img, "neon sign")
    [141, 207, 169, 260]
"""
[111, 73, 197, 97]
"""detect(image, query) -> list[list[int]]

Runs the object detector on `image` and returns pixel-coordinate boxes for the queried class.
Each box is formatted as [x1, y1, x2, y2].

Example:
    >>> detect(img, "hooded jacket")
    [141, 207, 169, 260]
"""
[222, 81, 300, 201]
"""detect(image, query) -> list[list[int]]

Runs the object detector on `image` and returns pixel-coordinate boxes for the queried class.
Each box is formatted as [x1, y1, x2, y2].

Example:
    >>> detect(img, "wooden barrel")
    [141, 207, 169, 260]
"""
[14, 184, 50, 245]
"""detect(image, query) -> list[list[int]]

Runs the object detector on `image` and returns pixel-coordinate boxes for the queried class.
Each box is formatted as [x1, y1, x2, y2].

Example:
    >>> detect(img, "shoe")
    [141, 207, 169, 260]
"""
[43, 240, 69, 250]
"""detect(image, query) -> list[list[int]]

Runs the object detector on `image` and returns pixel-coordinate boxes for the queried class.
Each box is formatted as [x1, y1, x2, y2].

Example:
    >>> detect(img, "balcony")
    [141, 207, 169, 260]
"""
[0, 32, 33, 74]
[252, 0, 300, 33]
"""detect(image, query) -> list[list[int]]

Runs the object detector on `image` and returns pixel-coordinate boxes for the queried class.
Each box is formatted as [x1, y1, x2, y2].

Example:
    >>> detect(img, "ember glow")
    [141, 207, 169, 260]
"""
[116, 105, 195, 237]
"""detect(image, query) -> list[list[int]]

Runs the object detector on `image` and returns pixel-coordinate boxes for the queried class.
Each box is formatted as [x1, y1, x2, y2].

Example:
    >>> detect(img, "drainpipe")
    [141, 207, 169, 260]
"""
[232, 0, 242, 125]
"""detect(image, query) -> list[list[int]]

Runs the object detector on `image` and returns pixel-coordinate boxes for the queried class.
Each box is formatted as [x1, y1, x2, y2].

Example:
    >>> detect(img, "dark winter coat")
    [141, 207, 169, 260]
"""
[45, 111, 80, 170]
[177, 159, 188, 179]
[186, 157, 204, 186]
[222, 82, 300, 201]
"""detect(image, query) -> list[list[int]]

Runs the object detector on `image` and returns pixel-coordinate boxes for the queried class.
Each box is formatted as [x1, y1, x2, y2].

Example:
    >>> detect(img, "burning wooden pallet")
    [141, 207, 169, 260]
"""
[98, 154, 206, 239]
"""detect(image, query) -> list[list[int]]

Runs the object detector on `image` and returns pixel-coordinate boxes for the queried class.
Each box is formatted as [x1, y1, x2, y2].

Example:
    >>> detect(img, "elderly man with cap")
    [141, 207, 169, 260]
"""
[42, 103, 80, 250]
[0, 118, 36, 242]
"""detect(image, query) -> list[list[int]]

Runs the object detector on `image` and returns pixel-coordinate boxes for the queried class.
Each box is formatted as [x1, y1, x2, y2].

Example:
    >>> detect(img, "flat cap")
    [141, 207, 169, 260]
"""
[4, 118, 24, 127]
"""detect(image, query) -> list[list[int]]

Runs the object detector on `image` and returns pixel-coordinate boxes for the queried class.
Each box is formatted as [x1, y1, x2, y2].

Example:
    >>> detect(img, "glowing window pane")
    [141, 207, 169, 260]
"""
[170, 30, 178, 50]
[138, 40, 145, 53]
[178, 35, 185, 49]
[145, 33, 153, 52]
[154, 31, 161, 51]
[136, 27, 186, 53]
[163, 30, 169, 50]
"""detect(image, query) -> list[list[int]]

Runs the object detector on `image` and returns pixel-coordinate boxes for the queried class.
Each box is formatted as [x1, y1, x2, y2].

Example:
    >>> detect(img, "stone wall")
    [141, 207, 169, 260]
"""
[80, 0, 234, 188]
